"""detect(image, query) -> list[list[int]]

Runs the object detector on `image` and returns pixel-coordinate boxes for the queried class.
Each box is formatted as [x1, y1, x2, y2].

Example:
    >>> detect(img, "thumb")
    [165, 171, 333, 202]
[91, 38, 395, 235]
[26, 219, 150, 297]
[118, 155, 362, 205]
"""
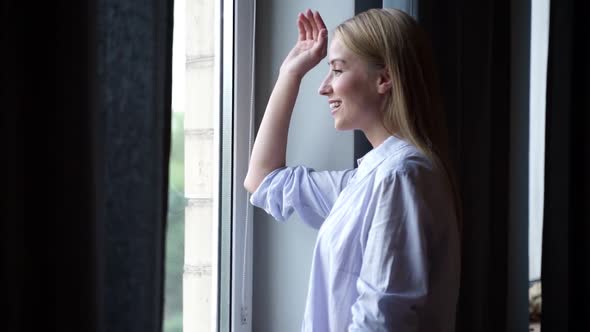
[314, 29, 328, 54]
[318, 29, 327, 44]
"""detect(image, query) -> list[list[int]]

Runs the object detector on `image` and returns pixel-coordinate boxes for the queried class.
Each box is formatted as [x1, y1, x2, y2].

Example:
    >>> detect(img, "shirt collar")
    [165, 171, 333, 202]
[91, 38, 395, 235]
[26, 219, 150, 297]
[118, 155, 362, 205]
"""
[353, 135, 411, 182]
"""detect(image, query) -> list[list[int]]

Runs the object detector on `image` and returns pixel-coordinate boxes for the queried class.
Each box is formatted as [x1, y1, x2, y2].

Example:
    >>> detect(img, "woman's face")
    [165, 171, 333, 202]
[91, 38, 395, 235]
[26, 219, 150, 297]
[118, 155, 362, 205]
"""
[318, 36, 384, 132]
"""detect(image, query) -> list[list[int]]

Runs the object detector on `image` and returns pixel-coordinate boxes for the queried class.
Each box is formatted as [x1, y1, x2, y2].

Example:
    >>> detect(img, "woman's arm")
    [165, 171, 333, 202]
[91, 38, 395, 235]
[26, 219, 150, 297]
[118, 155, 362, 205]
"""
[244, 9, 327, 193]
[243, 73, 301, 193]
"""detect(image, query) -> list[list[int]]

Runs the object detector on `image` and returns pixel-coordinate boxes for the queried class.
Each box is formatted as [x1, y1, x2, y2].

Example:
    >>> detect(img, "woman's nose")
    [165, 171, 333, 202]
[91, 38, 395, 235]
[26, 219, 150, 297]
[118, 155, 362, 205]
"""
[318, 76, 332, 96]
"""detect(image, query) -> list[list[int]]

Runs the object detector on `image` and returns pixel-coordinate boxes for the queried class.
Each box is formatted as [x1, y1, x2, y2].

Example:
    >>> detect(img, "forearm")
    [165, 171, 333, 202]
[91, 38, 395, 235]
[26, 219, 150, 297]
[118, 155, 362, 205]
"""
[244, 72, 302, 193]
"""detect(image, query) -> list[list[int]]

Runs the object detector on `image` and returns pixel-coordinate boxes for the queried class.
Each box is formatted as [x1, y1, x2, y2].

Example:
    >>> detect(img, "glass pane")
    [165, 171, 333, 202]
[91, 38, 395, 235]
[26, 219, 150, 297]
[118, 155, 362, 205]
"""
[165, 111, 185, 332]
[165, 0, 220, 331]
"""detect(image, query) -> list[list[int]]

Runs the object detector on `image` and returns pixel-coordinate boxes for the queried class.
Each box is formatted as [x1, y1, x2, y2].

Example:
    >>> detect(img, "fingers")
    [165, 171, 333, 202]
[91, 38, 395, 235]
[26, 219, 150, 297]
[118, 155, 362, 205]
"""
[298, 9, 326, 42]
[297, 16, 306, 41]
[300, 12, 313, 40]
[306, 9, 318, 40]
[313, 11, 327, 33]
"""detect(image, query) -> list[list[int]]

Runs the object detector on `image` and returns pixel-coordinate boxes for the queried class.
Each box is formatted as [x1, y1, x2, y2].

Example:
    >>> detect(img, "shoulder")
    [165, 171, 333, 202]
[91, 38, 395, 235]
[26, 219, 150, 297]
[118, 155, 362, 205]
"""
[373, 144, 435, 186]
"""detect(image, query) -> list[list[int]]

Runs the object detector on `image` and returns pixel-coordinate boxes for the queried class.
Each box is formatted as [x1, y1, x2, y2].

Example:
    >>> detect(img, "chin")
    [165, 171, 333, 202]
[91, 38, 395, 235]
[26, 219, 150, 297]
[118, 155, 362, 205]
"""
[334, 121, 352, 131]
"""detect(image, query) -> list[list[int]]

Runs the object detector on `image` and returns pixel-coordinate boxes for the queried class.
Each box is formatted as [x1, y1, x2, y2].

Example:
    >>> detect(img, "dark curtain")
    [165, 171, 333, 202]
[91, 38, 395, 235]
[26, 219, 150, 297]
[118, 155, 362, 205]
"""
[542, 0, 590, 330]
[2, 0, 173, 331]
[1, 0, 27, 330]
[97, 0, 173, 330]
[419, 1, 523, 331]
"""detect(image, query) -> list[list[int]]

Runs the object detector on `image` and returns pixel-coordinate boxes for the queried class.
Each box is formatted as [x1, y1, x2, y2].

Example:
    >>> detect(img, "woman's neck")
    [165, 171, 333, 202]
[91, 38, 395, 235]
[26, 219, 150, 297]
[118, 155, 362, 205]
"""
[362, 122, 393, 148]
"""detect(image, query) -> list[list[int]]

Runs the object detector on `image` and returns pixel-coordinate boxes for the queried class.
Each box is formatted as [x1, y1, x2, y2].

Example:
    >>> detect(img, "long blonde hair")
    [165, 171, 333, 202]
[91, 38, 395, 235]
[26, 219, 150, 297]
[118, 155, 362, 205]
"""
[335, 8, 463, 230]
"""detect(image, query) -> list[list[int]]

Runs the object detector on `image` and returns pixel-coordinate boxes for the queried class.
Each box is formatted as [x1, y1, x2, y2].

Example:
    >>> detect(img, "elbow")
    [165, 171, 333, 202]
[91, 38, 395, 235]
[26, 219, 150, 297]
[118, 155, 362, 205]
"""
[244, 166, 282, 194]
[243, 174, 258, 194]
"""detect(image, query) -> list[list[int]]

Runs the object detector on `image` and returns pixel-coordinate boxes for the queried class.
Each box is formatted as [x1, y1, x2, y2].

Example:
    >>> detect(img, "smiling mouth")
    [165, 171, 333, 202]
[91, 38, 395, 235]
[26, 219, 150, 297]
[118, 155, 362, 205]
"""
[329, 101, 341, 114]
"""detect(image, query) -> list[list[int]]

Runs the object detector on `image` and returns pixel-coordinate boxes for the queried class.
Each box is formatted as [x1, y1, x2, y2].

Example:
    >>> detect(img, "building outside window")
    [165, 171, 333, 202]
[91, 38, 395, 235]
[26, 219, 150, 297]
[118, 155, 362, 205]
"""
[165, 0, 255, 331]
[165, 0, 220, 331]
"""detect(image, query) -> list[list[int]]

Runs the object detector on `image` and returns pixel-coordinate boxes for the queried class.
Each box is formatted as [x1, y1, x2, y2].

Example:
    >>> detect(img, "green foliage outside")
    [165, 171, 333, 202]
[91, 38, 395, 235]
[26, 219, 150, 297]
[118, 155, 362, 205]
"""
[164, 111, 185, 332]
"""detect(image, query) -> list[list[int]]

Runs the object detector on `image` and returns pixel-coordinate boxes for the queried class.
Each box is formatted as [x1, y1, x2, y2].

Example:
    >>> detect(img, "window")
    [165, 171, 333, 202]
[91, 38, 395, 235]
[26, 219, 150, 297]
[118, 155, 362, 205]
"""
[528, 0, 549, 330]
[165, 0, 256, 331]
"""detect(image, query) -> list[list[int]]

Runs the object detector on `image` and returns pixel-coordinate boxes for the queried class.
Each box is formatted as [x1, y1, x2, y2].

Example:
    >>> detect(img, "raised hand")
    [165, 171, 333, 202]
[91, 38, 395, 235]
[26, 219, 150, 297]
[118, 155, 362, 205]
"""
[280, 9, 328, 79]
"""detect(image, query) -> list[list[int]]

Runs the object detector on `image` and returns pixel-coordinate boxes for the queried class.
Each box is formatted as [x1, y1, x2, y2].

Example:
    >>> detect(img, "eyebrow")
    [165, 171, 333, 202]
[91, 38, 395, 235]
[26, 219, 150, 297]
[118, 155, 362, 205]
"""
[328, 59, 346, 66]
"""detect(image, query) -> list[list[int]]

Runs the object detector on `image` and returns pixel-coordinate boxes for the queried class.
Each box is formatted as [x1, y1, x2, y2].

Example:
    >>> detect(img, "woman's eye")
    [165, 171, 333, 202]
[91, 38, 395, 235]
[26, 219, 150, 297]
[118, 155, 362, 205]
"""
[332, 70, 342, 76]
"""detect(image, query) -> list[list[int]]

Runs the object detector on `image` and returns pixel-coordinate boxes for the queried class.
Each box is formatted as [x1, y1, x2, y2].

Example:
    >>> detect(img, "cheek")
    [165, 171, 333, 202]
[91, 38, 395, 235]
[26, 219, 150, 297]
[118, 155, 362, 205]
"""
[333, 78, 363, 101]
[341, 83, 376, 111]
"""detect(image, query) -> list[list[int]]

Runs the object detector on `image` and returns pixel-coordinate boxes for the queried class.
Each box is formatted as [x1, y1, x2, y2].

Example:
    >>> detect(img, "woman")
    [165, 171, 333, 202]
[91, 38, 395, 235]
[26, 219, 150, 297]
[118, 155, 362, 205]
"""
[244, 8, 461, 332]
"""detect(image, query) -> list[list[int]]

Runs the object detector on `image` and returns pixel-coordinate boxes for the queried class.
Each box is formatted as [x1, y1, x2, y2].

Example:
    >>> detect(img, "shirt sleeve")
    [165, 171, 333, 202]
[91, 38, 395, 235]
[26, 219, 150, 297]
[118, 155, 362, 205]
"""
[349, 170, 430, 332]
[250, 165, 356, 229]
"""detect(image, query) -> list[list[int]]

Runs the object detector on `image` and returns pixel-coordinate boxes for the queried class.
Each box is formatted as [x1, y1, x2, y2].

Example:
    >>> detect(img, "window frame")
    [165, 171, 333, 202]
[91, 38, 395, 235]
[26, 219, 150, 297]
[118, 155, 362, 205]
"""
[219, 0, 256, 331]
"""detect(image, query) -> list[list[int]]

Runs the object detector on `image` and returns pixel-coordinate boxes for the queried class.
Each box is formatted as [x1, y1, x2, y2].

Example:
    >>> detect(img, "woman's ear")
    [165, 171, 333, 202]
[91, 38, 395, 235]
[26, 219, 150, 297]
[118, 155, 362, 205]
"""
[376, 69, 392, 94]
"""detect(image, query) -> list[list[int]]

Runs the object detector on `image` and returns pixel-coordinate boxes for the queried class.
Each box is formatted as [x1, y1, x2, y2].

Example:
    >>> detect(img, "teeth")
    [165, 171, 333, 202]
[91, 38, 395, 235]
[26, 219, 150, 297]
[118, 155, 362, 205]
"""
[329, 102, 341, 109]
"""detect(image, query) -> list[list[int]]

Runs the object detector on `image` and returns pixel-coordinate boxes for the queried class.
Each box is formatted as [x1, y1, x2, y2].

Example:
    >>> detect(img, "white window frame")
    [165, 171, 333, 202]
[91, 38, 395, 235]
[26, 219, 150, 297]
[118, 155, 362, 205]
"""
[219, 0, 256, 331]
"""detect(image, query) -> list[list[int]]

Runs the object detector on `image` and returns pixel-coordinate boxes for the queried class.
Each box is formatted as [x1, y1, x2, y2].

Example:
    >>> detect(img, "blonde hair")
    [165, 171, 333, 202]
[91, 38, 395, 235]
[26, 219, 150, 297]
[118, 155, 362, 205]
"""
[335, 8, 463, 230]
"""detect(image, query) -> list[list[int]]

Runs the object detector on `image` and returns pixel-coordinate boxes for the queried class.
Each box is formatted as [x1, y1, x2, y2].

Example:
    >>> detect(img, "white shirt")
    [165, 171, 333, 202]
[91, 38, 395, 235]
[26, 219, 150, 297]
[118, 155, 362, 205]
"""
[251, 135, 460, 332]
